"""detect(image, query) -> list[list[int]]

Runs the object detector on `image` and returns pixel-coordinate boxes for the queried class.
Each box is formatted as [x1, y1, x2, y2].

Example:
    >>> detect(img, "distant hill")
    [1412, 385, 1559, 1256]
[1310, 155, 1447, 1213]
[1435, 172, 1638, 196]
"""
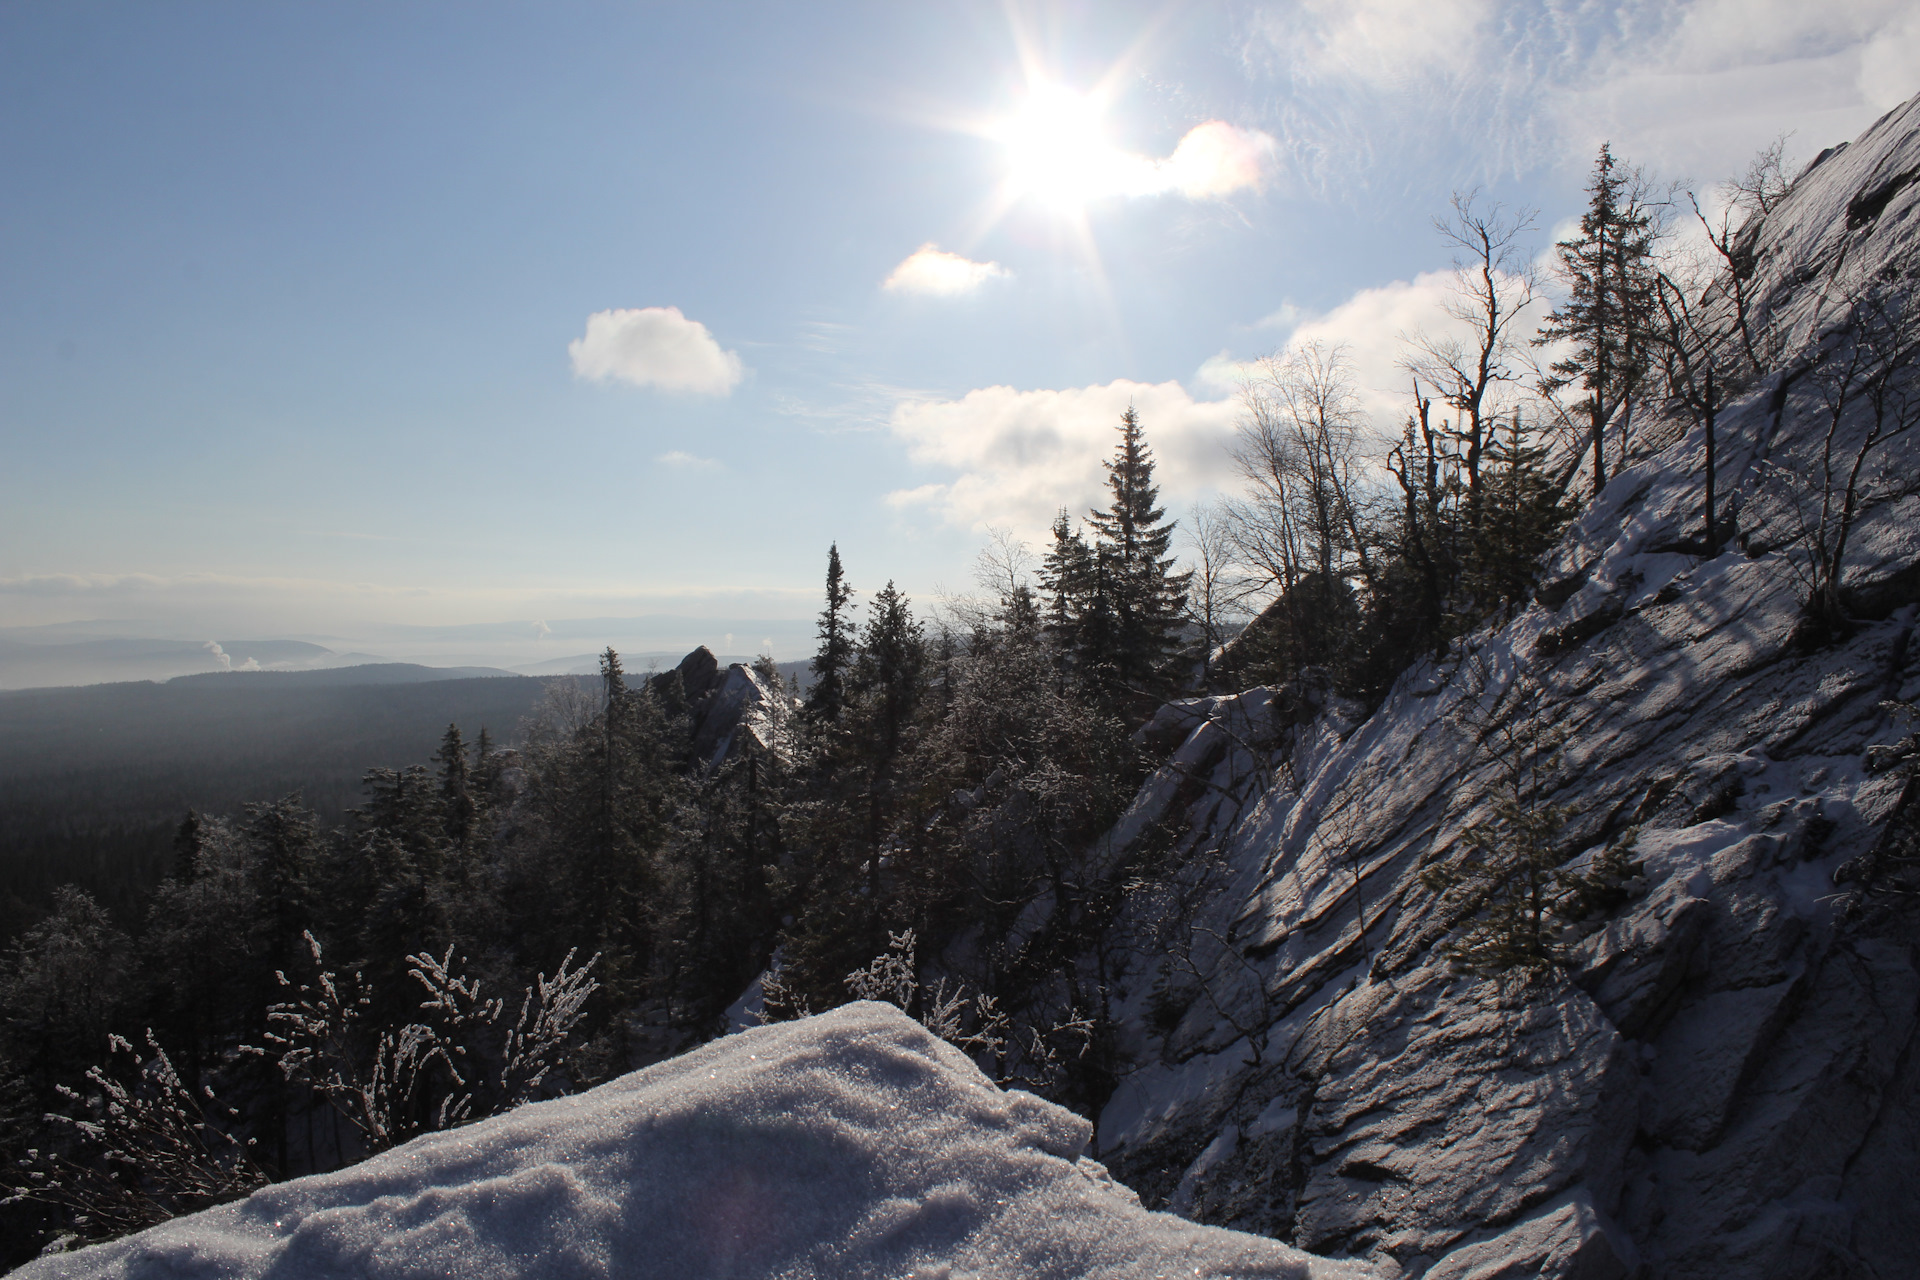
[0, 635, 343, 689]
[167, 662, 518, 687]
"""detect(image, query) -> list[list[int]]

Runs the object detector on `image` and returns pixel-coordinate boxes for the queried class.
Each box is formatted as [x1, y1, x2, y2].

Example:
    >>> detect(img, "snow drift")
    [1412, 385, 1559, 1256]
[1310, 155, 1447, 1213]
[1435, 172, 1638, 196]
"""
[17, 1003, 1369, 1280]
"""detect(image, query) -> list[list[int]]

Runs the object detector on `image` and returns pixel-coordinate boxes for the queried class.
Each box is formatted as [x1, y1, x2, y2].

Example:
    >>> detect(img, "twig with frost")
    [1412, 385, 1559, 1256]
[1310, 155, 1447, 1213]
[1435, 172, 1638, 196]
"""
[254, 932, 599, 1154]
[844, 928, 919, 1008]
[5, 1031, 267, 1246]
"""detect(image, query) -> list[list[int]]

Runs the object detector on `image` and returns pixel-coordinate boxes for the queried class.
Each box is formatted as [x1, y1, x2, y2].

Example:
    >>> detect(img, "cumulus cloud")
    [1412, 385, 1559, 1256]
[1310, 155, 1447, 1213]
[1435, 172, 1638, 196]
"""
[1157, 121, 1280, 199]
[1281, 270, 1509, 427]
[569, 307, 744, 396]
[1230, 265, 1548, 437]
[886, 380, 1239, 539]
[883, 245, 1012, 297]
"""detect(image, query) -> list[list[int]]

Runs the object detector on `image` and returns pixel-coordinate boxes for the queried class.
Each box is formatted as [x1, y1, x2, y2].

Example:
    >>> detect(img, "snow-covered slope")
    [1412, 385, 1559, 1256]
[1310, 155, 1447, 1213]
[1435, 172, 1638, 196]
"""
[1093, 96, 1920, 1280]
[18, 1004, 1369, 1280]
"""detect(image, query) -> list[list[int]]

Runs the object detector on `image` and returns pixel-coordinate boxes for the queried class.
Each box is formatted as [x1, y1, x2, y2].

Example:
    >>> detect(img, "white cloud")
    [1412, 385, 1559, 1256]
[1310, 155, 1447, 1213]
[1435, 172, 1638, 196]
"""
[885, 380, 1240, 539]
[656, 450, 721, 469]
[1207, 263, 1546, 434]
[1859, 8, 1920, 110]
[1155, 122, 1279, 199]
[883, 245, 1012, 297]
[1282, 270, 1480, 427]
[568, 307, 744, 396]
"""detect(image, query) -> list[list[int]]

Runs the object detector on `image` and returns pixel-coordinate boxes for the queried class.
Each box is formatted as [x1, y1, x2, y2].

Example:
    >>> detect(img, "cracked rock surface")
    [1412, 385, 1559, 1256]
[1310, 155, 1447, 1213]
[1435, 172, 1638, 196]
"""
[1093, 94, 1920, 1280]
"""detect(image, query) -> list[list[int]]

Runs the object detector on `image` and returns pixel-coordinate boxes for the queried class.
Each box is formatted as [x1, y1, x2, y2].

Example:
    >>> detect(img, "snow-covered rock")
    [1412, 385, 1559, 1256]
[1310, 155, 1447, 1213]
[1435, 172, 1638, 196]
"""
[1093, 94, 1920, 1280]
[19, 1003, 1371, 1280]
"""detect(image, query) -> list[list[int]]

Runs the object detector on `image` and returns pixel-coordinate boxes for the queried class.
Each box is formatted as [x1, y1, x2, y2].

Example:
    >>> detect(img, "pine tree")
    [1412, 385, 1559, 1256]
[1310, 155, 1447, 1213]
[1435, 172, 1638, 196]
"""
[805, 544, 855, 728]
[1083, 409, 1191, 704]
[1539, 144, 1661, 498]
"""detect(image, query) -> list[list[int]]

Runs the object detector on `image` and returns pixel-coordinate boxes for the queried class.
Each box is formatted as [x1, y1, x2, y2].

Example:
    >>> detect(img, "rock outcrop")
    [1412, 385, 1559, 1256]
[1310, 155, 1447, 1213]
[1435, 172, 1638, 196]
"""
[1094, 95, 1920, 1280]
[651, 645, 794, 769]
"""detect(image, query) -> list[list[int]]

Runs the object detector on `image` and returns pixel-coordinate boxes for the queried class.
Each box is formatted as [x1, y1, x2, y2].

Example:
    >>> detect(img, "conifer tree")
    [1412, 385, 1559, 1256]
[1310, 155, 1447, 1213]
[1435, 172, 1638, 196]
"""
[805, 544, 855, 728]
[1459, 411, 1569, 611]
[434, 723, 479, 879]
[1083, 409, 1190, 703]
[777, 582, 927, 1008]
[1538, 144, 1661, 497]
[170, 811, 202, 884]
[1039, 509, 1094, 666]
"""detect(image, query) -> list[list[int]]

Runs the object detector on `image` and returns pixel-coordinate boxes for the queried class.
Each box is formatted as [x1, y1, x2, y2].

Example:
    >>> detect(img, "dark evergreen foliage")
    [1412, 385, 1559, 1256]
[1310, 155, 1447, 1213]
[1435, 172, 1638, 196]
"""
[1538, 143, 1663, 497]
[804, 543, 855, 728]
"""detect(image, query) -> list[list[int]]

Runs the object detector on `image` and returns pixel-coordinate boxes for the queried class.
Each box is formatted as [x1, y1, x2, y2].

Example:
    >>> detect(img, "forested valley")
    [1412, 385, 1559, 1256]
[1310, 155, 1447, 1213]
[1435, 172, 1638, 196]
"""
[7, 130, 1914, 1268]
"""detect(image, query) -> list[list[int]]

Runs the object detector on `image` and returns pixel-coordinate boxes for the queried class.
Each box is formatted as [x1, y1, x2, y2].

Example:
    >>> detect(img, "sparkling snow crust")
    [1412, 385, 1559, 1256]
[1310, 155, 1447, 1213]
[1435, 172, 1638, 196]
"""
[18, 1002, 1371, 1280]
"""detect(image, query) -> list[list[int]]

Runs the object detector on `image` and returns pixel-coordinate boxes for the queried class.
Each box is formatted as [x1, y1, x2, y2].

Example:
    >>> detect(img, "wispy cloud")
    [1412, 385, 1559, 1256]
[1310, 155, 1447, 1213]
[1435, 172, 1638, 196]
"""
[883, 245, 1013, 297]
[656, 450, 721, 470]
[569, 306, 745, 395]
[0, 572, 166, 596]
[1240, 0, 1916, 190]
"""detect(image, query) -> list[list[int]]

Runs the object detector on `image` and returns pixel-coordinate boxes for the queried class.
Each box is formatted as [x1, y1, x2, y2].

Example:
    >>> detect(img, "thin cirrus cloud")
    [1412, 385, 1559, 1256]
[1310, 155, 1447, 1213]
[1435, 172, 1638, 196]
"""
[1241, 0, 1915, 190]
[568, 306, 745, 395]
[882, 245, 1012, 297]
[656, 450, 721, 470]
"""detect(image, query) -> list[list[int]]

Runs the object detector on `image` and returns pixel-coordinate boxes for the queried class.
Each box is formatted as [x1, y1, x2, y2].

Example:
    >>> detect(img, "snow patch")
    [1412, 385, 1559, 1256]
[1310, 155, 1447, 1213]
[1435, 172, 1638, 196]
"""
[22, 1003, 1371, 1280]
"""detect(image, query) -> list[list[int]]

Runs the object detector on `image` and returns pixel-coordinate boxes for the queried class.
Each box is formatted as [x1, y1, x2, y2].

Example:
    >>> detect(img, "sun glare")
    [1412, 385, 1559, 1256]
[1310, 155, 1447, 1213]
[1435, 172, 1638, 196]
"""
[994, 83, 1141, 211]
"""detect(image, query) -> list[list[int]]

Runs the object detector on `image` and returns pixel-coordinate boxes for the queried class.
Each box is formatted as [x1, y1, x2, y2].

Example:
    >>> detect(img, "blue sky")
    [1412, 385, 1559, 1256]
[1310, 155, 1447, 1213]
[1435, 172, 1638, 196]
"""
[3, 1, 1915, 666]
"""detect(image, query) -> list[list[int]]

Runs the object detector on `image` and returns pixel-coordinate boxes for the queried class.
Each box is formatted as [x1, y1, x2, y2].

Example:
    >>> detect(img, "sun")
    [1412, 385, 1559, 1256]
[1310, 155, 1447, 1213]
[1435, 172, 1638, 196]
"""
[992, 82, 1142, 212]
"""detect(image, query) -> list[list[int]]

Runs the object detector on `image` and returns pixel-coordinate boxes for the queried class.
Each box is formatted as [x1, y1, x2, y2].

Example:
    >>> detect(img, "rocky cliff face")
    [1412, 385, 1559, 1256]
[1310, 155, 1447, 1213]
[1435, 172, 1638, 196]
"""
[1094, 97, 1920, 1280]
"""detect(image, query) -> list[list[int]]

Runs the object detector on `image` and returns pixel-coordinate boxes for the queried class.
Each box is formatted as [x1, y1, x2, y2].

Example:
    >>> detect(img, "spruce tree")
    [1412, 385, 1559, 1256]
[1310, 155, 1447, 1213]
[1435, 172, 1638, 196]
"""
[1039, 508, 1094, 680]
[434, 723, 479, 881]
[778, 581, 926, 1008]
[1083, 409, 1191, 703]
[170, 811, 202, 884]
[1538, 144, 1660, 498]
[1460, 411, 1569, 612]
[805, 543, 855, 728]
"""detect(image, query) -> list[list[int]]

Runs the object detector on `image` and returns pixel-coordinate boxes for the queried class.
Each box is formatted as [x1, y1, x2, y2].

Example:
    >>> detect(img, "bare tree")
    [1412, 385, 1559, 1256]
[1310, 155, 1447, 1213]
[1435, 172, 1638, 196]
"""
[1726, 131, 1795, 219]
[1402, 193, 1541, 515]
[1652, 251, 1734, 556]
[1224, 342, 1379, 663]
[1776, 281, 1920, 635]
[1183, 500, 1255, 688]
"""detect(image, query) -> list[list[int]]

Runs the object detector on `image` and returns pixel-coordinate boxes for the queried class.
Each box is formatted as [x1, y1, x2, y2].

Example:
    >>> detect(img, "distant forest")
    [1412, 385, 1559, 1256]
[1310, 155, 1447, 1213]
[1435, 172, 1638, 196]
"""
[7, 134, 1901, 1264]
[0, 675, 559, 943]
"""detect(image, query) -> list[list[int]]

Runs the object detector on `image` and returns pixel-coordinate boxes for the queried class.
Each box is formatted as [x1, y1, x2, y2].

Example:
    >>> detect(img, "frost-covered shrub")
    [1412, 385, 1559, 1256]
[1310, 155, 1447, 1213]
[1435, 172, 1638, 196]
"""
[253, 933, 599, 1155]
[4, 1032, 266, 1249]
